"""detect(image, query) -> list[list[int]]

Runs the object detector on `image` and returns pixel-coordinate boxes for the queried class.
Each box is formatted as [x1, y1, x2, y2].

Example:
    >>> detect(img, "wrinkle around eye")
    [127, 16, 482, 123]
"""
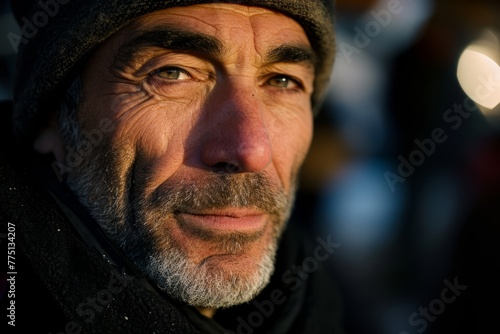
[111, 90, 158, 121]
[144, 69, 214, 99]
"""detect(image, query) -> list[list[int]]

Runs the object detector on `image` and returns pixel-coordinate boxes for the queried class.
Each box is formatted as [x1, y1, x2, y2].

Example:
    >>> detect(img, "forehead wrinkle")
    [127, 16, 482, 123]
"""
[196, 3, 273, 16]
[245, 12, 313, 70]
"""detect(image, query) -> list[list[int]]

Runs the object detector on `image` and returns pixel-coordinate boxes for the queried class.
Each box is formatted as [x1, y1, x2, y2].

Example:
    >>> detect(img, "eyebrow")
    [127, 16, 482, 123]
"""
[265, 44, 318, 68]
[113, 27, 223, 68]
[113, 27, 317, 71]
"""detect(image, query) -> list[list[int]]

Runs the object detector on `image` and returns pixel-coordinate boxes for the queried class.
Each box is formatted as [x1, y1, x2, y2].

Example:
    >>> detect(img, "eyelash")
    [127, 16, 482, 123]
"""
[265, 75, 304, 93]
[150, 66, 192, 81]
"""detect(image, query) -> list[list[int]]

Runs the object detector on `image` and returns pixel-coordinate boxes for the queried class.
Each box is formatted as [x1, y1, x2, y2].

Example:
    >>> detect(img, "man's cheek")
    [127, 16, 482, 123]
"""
[274, 116, 312, 155]
[103, 104, 165, 149]
[268, 146, 299, 193]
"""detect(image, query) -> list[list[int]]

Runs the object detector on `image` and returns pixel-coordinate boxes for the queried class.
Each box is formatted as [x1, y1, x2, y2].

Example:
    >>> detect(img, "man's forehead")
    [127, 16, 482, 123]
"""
[104, 4, 316, 68]
[133, 3, 298, 26]
[124, 3, 311, 45]
[171, 3, 277, 16]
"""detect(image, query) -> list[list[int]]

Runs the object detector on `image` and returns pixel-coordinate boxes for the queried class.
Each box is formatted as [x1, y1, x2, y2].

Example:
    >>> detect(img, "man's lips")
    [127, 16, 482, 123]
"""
[175, 209, 267, 233]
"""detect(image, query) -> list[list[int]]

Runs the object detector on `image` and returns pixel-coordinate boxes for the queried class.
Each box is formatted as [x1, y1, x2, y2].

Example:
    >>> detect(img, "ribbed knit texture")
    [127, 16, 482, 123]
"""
[9, 0, 335, 146]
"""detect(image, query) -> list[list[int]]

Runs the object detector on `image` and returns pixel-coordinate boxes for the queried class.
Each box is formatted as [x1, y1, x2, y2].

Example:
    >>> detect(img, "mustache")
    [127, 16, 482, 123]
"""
[148, 172, 290, 215]
[128, 172, 294, 253]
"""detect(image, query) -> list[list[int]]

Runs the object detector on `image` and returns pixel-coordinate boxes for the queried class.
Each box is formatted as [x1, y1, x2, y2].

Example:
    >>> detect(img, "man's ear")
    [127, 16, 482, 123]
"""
[33, 118, 65, 164]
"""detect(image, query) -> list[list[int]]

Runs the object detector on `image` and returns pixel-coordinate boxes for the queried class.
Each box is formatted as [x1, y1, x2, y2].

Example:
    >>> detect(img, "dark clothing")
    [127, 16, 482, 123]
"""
[0, 101, 345, 334]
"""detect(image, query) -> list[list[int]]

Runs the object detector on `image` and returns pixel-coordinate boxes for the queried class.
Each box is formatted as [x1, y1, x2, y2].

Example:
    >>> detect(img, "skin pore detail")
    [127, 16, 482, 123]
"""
[59, 3, 315, 317]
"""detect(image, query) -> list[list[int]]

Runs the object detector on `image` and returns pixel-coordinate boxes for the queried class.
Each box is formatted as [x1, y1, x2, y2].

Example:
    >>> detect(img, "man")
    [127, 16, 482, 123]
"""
[1, 1, 342, 333]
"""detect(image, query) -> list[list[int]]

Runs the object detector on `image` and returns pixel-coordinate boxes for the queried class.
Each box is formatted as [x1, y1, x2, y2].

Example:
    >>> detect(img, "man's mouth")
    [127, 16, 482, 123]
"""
[175, 209, 268, 234]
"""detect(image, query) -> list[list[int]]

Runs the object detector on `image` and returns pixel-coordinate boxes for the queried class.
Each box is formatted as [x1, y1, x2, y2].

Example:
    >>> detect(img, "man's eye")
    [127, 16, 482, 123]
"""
[154, 67, 191, 80]
[266, 76, 300, 89]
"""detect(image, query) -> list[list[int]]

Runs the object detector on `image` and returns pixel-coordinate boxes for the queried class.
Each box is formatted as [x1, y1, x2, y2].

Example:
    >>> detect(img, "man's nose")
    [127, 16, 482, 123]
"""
[199, 83, 273, 174]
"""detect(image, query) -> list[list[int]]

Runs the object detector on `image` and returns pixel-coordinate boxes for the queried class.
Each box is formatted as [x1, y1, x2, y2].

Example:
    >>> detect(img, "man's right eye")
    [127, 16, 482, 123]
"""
[153, 66, 191, 80]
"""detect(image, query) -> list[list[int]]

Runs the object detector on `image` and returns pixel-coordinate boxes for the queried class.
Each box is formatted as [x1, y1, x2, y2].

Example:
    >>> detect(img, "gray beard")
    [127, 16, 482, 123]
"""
[60, 117, 295, 309]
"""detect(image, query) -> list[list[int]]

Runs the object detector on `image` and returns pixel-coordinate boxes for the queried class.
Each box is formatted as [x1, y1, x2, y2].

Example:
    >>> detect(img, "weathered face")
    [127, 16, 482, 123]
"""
[63, 3, 315, 309]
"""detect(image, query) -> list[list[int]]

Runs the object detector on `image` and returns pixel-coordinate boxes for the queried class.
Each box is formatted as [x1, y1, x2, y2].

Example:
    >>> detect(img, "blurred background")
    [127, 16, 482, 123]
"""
[295, 0, 500, 333]
[1, 0, 499, 333]
[0, 0, 15, 101]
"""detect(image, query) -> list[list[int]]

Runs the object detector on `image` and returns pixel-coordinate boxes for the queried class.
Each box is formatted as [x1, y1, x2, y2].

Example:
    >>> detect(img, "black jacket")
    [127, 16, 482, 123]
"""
[0, 101, 345, 334]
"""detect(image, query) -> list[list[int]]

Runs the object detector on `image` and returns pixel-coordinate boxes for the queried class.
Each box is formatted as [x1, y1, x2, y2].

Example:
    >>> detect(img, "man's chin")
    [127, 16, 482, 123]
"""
[198, 252, 268, 278]
[144, 235, 278, 309]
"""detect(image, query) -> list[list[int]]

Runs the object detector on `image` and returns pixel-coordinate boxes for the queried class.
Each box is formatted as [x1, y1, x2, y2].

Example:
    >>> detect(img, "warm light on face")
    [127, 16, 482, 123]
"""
[457, 29, 500, 112]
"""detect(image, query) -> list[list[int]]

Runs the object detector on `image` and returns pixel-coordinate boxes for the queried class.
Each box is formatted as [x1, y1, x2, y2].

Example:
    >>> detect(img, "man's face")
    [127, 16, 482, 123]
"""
[64, 4, 315, 309]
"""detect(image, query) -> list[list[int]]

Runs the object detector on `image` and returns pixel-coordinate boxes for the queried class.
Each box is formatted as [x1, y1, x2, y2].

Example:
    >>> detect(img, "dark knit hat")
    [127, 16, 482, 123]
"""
[10, 0, 336, 145]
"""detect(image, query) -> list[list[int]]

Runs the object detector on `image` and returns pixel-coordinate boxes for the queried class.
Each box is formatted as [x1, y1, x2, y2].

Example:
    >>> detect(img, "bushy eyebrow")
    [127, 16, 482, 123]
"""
[112, 27, 316, 71]
[113, 27, 223, 68]
[265, 44, 318, 68]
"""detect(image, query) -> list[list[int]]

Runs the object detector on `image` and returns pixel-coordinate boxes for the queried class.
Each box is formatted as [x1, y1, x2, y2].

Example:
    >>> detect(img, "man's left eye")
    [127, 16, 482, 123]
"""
[266, 76, 300, 89]
[154, 67, 191, 80]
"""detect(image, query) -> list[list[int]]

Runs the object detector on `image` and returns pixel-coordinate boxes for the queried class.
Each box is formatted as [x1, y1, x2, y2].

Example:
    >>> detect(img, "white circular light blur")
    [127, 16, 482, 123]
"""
[457, 31, 500, 111]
